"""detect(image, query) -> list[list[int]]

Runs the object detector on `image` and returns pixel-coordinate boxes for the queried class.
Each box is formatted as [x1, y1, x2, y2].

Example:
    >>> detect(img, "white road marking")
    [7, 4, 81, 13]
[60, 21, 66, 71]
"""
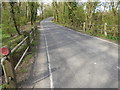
[41, 20, 118, 88]
[94, 62, 97, 65]
[42, 25, 54, 89]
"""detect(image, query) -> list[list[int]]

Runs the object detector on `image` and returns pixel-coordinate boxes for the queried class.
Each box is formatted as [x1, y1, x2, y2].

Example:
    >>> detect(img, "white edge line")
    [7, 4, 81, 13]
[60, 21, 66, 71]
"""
[42, 25, 54, 88]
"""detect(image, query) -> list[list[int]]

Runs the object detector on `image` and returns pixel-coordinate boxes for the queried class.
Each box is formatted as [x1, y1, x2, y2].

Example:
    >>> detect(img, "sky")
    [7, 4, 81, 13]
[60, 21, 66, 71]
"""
[37, 0, 118, 15]
[2, 0, 118, 2]
[42, 0, 118, 4]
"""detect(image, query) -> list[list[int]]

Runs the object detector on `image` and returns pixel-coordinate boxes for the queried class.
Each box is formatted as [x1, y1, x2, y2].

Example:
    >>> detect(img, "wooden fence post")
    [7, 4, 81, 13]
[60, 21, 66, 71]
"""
[113, 26, 116, 37]
[101, 25, 103, 34]
[23, 31, 31, 50]
[104, 23, 107, 36]
[1, 48, 17, 88]
[35, 25, 37, 30]
[83, 22, 86, 32]
[32, 28, 35, 40]
[34, 25, 37, 37]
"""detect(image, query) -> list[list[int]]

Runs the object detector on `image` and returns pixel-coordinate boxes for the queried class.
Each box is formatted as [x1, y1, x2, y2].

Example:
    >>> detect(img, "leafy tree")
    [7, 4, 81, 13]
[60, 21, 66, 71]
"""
[9, 2, 21, 35]
[28, 2, 39, 25]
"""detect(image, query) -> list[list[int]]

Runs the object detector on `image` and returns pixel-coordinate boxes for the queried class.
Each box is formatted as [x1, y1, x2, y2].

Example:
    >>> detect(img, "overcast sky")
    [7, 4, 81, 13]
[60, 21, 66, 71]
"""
[42, 0, 118, 4]
[37, 0, 118, 15]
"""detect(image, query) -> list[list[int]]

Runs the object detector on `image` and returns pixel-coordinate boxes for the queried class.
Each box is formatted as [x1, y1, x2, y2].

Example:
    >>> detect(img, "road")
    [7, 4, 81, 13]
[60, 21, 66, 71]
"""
[21, 17, 118, 88]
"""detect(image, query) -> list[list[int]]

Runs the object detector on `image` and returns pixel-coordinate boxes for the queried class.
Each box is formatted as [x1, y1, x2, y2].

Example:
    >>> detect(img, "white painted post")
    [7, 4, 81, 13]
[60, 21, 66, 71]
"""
[104, 23, 107, 36]
[83, 22, 86, 32]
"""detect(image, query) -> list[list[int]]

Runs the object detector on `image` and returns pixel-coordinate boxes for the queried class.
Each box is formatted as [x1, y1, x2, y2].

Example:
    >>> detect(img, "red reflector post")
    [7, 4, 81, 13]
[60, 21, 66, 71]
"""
[0, 48, 9, 56]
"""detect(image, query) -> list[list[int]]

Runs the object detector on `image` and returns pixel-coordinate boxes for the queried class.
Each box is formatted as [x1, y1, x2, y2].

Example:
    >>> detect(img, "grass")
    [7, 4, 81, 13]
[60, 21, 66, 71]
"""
[15, 29, 40, 83]
[2, 34, 24, 53]
[16, 29, 40, 66]
[0, 22, 40, 88]
[0, 29, 40, 88]
[20, 68, 28, 73]
[1, 21, 34, 49]
[1, 23, 36, 60]
[0, 83, 8, 90]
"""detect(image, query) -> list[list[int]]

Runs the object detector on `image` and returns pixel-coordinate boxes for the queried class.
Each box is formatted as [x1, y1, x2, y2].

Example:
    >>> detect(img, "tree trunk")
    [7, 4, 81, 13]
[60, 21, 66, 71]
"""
[10, 2, 21, 35]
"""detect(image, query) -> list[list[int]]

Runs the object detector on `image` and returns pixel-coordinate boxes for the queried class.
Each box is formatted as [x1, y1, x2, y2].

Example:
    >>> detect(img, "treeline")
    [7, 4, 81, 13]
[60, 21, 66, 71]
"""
[39, 3, 54, 19]
[50, 1, 119, 40]
[1, 1, 120, 44]
[2, 2, 39, 37]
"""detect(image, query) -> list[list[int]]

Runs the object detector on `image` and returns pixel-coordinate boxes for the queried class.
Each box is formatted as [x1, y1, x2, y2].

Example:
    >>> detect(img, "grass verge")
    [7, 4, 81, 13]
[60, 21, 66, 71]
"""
[15, 29, 40, 85]
[0, 28, 40, 89]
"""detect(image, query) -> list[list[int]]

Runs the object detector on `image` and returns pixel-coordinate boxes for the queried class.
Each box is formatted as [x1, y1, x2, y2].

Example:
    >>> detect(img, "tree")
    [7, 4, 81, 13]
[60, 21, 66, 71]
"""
[9, 2, 21, 35]
[52, 1, 59, 22]
[28, 2, 39, 25]
[85, 1, 99, 30]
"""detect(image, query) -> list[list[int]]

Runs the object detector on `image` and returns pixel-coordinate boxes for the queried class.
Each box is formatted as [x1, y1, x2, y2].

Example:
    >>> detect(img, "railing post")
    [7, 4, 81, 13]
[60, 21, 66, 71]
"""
[33, 26, 37, 38]
[83, 22, 86, 32]
[23, 31, 31, 50]
[32, 28, 35, 40]
[35, 25, 37, 36]
[101, 25, 103, 34]
[104, 23, 107, 36]
[113, 26, 116, 37]
[1, 48, 17, 88]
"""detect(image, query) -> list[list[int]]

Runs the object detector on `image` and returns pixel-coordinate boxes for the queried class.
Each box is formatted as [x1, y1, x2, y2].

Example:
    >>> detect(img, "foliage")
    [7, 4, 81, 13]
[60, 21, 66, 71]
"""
[2, 2, 41, 47]
[0, 83, 8, 89]
[28, 2, 39, 25]
[43, 4, 54, 18]
[51, 1, 119, 42]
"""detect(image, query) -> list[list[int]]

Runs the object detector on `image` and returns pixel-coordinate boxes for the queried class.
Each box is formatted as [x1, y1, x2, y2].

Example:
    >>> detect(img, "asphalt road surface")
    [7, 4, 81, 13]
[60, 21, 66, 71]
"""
[22, 17, 119, 88]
